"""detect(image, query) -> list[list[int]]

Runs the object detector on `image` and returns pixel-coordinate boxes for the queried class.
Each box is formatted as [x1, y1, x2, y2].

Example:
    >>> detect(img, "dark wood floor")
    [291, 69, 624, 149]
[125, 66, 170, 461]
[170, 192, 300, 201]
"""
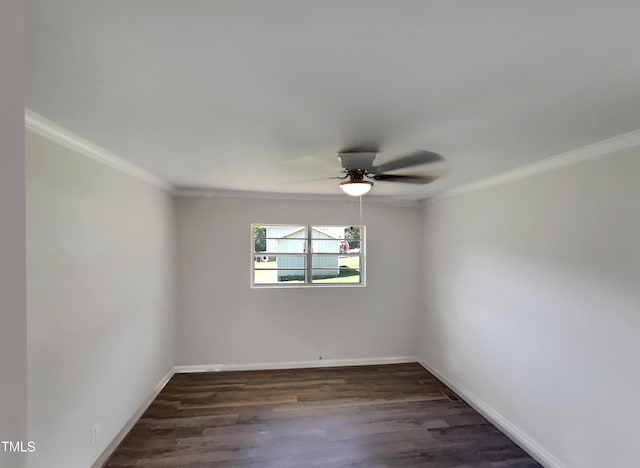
[104, 363, 539, 467]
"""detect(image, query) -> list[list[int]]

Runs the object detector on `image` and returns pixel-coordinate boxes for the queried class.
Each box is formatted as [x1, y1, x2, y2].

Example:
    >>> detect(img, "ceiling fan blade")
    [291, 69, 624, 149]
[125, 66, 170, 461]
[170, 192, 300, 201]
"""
[372, 174, 438, 184]
[372, 150, 443, 174]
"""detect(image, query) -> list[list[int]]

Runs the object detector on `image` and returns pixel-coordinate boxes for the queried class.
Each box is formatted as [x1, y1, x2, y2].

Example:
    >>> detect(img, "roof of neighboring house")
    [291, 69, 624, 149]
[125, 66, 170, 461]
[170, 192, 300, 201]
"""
[272, 226, 340, 239]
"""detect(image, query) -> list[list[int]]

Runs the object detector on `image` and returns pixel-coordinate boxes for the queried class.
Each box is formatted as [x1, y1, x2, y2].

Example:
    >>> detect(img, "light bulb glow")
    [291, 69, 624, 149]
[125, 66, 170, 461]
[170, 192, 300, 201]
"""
[340, 180, 373, 197]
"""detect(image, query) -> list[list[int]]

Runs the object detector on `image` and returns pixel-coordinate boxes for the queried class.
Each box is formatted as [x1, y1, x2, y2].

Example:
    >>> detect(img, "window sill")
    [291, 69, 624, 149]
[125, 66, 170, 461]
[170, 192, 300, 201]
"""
[251, 282, 366, 289]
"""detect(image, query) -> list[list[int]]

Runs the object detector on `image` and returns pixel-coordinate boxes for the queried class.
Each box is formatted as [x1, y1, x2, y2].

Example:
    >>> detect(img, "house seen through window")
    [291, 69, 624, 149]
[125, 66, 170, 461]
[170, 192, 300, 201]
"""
[252, 224, 365, 286]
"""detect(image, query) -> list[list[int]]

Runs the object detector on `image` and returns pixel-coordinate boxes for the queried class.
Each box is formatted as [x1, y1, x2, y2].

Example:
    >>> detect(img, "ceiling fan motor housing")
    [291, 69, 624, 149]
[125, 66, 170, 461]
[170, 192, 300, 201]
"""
[338, 152, 377, 172]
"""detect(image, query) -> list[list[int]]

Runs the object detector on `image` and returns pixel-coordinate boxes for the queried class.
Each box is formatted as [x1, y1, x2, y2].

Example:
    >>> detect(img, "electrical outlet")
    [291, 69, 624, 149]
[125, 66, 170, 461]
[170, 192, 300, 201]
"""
[91, 423, 102, 444]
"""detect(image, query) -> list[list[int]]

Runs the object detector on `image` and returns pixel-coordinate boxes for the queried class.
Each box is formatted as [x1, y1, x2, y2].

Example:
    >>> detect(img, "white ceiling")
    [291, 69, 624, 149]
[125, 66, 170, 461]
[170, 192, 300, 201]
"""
[25, 1, 640, 199]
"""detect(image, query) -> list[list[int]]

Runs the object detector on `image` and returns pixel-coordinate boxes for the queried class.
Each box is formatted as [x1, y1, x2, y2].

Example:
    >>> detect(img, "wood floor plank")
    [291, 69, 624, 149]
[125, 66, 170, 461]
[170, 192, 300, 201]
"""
[104, 363, 539, 467]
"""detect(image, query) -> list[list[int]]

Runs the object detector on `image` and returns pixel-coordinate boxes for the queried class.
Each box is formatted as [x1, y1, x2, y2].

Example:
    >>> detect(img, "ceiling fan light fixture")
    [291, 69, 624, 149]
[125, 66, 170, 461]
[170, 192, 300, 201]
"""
[340, 180, 373, 197]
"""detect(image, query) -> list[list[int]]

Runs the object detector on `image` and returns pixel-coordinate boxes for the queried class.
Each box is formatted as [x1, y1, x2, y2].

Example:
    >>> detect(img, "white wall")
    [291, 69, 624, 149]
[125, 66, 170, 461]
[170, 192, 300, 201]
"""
[176, 196, 422, 366]
[26, 133, 175, 468]
[420, 147, 640, 468]
[0, 2, 27, 467]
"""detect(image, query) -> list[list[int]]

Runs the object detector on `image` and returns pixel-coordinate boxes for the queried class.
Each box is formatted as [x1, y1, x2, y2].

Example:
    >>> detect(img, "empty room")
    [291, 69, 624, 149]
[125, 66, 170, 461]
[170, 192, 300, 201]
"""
[2, 1, 639, 467]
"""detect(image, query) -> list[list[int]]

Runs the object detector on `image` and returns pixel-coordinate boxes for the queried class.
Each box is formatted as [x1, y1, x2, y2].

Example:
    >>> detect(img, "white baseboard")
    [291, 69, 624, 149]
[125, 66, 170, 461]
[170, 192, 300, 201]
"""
[92, 368, 175, 468]
[418, 359, 568, 468]
[174, 355, 420, 373]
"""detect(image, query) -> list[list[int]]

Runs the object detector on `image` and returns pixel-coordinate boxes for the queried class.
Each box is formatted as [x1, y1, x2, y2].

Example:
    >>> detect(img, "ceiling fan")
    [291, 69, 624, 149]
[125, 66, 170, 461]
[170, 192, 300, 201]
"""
[335, 147, 443, 196]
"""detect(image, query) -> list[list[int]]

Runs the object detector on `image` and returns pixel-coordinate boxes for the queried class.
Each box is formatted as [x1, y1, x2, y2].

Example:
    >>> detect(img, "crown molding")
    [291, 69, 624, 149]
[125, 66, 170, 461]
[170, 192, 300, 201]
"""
[428, 128, 640, 203]
[29, 108, 638, 204]
[25, 109, 173, 191]
[173, 187, 422, 207]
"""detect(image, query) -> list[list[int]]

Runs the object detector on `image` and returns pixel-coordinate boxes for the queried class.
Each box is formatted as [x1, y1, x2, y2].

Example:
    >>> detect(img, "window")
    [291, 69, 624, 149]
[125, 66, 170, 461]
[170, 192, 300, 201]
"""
[251, 224, 365, 287]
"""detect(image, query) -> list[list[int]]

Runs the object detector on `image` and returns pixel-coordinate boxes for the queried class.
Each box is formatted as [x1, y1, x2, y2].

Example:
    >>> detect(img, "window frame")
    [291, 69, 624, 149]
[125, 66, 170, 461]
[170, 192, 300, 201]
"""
[251, 224, 366, 288]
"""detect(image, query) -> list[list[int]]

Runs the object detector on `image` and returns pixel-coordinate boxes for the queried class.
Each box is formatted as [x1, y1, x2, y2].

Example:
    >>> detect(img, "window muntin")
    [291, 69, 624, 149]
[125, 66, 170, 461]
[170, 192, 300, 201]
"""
[252, 224, 365, 287]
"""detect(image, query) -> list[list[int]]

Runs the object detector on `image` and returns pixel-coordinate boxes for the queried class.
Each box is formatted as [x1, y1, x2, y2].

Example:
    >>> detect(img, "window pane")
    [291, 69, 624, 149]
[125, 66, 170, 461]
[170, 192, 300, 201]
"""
[312, 226, 362, 237]
[311, 238, 343, 253]
[264, 226, 306, 238]
[311, 256, 361, 283]
[311, 226, 362, 252]
[254, 269, 306, 284]
[311, 226, 349, 238]
[312, 269, 361, 283]
[254, 256, 306, 269]
[255, 225, 307, 253]
[260, 238, 307, 254]
[312, 256, 360, 269]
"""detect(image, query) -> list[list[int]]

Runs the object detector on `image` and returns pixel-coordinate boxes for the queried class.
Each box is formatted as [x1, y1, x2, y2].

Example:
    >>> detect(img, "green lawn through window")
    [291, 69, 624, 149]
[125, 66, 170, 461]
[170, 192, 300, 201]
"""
[254, 256, 360, 284]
